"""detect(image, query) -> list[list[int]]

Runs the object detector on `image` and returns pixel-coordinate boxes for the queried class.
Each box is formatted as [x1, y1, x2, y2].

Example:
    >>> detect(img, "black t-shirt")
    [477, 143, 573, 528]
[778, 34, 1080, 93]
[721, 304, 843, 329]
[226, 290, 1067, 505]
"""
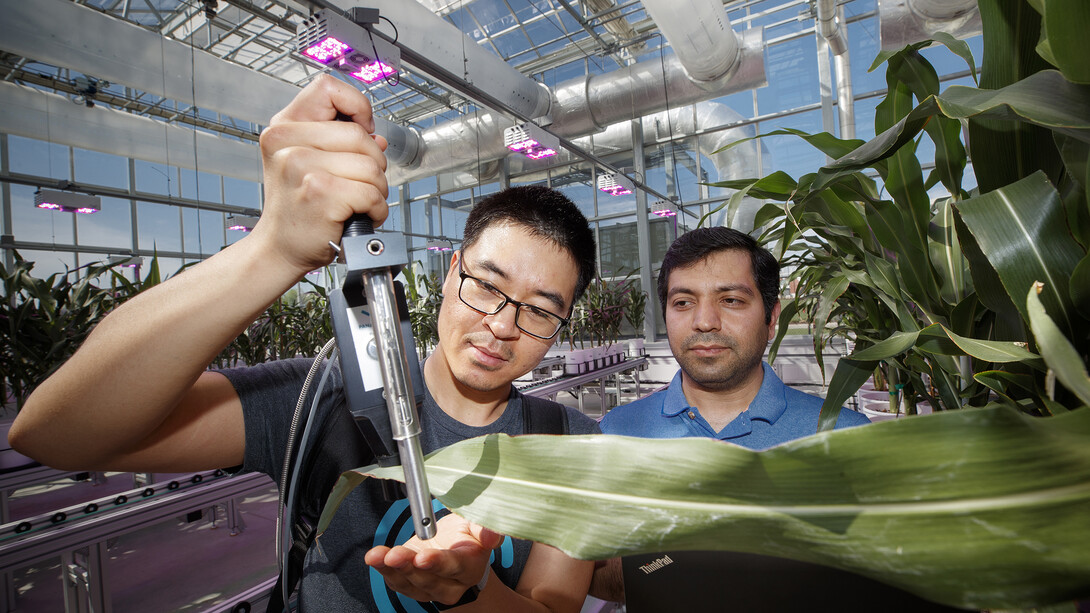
[219, 357, 598, 612]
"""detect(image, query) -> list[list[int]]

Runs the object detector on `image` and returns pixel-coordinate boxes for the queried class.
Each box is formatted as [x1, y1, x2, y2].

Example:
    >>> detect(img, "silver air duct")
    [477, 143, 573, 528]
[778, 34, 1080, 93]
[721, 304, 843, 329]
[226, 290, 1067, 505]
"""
[879, 0, 982, 50]
[386, 28, 764, 185]
[816, 0, 855, 140]
[508, 102, 764, 231]
[638, 0, 741, 86]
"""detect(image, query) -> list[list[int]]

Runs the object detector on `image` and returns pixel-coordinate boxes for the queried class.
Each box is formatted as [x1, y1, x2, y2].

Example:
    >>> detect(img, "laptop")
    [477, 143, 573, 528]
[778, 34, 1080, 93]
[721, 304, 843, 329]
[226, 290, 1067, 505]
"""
[622, 550, 969, 612]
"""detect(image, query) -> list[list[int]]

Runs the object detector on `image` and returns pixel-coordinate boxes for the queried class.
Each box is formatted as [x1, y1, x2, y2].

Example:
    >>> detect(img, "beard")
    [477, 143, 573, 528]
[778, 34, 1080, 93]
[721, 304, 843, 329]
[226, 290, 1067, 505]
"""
[672, 331, 766, 392]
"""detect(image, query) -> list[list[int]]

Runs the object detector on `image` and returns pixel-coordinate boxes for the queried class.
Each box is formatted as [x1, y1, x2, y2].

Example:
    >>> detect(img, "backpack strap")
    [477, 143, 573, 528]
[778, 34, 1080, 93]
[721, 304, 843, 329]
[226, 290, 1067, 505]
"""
[521, 394, 569, 435]
[268, 401, 377, 613]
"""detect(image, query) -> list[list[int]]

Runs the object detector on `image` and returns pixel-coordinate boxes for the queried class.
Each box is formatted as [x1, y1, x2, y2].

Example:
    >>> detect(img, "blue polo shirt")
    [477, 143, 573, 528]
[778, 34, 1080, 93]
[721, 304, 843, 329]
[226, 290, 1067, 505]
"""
[600, 363, 871, 450]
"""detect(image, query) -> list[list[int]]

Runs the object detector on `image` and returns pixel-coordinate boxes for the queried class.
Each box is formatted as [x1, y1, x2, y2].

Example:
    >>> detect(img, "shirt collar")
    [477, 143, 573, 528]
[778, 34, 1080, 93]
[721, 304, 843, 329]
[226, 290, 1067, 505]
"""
[659, 363, 788, 424]
[661, 370, 690, 417]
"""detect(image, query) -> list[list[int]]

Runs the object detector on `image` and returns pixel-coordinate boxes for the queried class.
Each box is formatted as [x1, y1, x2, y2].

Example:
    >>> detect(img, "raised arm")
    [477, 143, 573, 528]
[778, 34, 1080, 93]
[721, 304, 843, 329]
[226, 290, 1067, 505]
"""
[9, 75, 389, 473]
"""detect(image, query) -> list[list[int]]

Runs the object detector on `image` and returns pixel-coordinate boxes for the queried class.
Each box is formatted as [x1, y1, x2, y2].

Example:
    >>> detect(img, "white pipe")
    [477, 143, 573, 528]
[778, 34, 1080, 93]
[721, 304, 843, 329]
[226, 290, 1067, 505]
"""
[387, 28, 766, 185]
[816, 1, 855, 139]
[907, 0, 978, 20]
[638, 0, 741, 84]
[817, 0, 848, 56]
[834, 5, 855, 140]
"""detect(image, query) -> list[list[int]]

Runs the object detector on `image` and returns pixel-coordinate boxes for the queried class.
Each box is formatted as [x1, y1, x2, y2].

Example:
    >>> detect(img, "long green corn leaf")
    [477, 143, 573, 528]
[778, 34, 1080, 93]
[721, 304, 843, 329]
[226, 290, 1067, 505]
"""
[1027, 283, 1090, 407]
[956, 172, 1085, 336]
[322, 406, 1090, 610]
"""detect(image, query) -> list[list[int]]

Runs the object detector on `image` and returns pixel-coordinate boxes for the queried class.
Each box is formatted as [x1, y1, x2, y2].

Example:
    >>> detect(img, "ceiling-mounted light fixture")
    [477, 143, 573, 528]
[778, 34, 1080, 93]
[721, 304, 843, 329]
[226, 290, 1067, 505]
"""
[107, 254, 144, 268]
[426, 238, 454, 252]
[651, 200, 678, 217]
[597, 173, 636, 197]
[503, 122, 560, 160]
[225, 214, 260, 232]
[297, 9, 401, 85]
[35, 189, 101, 214]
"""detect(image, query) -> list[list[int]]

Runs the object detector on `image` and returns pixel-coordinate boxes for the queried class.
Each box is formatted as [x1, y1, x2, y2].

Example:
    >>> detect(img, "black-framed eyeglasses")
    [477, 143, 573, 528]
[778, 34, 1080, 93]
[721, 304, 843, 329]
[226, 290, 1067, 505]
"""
[457, 260, 569, 340]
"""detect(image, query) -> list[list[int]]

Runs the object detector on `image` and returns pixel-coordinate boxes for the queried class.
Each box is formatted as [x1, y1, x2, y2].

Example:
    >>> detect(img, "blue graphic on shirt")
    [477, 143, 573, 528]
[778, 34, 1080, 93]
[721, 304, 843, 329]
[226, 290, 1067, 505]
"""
[371, 498, 513, 613]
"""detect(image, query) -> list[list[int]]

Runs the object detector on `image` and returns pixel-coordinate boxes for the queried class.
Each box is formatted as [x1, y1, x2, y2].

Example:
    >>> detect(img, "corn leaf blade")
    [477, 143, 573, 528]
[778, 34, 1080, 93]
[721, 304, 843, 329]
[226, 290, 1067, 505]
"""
[325, 407, 1090, 610]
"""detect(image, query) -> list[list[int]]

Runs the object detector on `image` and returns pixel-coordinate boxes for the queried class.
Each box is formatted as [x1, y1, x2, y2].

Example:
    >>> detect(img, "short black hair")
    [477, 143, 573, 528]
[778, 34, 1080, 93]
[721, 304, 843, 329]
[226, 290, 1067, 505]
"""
[462, 185, 596, 303]
[656, 227, 780, 324]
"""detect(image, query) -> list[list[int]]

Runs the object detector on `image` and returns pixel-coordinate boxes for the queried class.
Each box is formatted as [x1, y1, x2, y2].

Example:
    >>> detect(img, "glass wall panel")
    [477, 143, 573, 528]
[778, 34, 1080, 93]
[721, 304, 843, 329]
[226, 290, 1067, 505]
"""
[182, 207, 225, 255]
[853, 94, 881, 142]
[180, 169, 223, 203]
[552, 169, 595, 219]
[8, 135, 69, 180]
[11, 183, 74, 244]
[598, 215, 638, 279]
[223, 177, 261, 209]
[757, 36, 821, 114]
[137, 201, 182, 252]
[384, 203, 403, 233]
[757, 110, 825, 181]
[849, 16, 885, 96]
[443, 206, 469, 242]
[76, 196, 132, 250]
[154, 257, 186, 280]
[134, 160, 177, 196]
[410, 197, 441, 237]
[74, 147, 129, 189]
[644, 137, 702, 205]
[712, 90, 755, 123]
[14, 249, 74, 280]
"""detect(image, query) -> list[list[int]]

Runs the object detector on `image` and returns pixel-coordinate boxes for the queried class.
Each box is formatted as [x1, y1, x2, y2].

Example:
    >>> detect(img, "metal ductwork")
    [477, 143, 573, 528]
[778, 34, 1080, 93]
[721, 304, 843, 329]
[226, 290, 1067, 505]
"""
[386, 27, 764, 185]
[638, 0, 741, 86]
[508, 101, 765, 229]
[816, 0, 848, 56]
[816, 0, 855, 140]
[907, 0, 979, 20]
[879, 0, 982, 50]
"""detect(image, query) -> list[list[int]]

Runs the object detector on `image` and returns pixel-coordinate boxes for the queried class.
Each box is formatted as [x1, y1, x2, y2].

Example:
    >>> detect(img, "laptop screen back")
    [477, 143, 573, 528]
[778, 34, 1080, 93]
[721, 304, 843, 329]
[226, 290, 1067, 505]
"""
[621, 550, 968, 612]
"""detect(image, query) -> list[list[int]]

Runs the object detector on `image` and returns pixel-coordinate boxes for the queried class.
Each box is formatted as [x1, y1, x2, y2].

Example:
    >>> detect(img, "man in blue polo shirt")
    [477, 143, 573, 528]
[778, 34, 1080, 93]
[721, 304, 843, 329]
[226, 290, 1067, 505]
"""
[591, 226, 870, 604]
[600, 226, 869, 445]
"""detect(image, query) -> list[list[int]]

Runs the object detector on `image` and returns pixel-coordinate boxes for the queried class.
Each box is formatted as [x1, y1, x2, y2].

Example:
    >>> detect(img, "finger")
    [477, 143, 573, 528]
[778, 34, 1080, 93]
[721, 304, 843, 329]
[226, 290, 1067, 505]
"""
[302, 171, 389, 226]
[372, 565, 467, 604]
[271, 147, 388, 193]
[382, 545, 421, 570]
[261, 121, 387, 168]
[264, 164, 388, 228]
[271, 74, 376, 131]
[365, 546, 392, 569]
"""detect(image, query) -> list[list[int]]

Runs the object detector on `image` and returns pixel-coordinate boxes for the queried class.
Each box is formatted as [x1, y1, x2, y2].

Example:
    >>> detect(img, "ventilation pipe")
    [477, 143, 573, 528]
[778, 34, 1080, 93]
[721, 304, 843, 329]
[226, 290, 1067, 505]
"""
[386, 28, 765, 185]
[907, 0, 978, 20]
[879, 0, 982, 50]
[816, 0, 855, 140]
[638, 0, 741, 86]
[507, 101, 765, 230]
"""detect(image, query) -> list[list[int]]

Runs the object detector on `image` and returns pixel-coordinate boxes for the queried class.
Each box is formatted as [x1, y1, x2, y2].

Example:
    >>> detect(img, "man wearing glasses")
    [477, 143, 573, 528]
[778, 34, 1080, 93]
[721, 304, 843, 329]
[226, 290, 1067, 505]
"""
[12, 77, 598, 612]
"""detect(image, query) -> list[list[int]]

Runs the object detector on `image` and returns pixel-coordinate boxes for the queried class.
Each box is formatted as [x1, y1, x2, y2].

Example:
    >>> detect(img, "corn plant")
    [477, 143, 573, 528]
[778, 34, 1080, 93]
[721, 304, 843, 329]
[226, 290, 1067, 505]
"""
[1, 252, 161, 409]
